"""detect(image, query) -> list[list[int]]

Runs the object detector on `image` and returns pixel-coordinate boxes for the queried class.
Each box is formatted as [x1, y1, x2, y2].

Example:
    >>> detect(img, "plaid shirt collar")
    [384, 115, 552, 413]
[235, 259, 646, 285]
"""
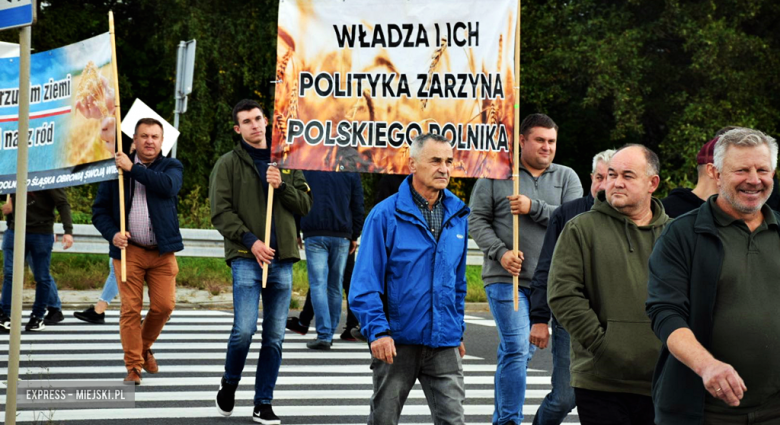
[409, 181, 444, 241]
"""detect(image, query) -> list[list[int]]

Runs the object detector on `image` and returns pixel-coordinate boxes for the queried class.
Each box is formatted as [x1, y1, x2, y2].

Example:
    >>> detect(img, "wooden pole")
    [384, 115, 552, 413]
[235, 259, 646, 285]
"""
[261, 186, 274, 288]
[108, 11, 127, 282]
[512, 0, 522, 311]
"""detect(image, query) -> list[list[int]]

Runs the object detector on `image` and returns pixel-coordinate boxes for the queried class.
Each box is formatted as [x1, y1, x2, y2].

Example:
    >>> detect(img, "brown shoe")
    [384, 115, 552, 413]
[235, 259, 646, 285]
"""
[143, 349, 159, 374]
[124, 368, 142, 385]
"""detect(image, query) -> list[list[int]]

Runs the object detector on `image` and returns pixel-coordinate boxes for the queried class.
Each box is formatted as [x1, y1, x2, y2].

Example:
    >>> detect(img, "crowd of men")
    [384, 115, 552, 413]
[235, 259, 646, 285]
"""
[0, 101, 778, 425]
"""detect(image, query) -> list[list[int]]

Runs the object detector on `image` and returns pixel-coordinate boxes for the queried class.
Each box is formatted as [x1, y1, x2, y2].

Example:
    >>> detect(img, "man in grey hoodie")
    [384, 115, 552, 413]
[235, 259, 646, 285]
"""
[548, 144, 670, 425]
[469, 114, 582, 425]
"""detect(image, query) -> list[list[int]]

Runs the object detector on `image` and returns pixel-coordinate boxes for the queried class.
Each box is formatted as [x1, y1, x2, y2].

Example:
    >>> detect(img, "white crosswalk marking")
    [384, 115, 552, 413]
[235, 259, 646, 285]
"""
[0, 310, 580, 424]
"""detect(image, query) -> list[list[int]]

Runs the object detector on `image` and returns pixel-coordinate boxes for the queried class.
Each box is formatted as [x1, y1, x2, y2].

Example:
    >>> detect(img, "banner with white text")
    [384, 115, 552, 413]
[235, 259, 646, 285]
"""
[0, 33, 118, 194]
[273, 0, 517, 178]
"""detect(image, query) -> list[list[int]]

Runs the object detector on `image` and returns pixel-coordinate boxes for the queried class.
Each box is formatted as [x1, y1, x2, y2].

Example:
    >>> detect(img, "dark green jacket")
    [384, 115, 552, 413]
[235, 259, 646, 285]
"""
[646, 199, 780, 424]
[548, 192, 669, 396]
[209, 143, 312, 263]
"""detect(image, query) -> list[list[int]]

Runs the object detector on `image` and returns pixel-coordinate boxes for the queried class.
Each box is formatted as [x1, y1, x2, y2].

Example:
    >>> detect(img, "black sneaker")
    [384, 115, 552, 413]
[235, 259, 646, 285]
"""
[0, 310, 10, 330]
[215, 377, 238, 416]
[285, 317, 309, 335]
[340, 327, 358, 342]
[350, 326, 367, 342]
[25, 316, 45, 332]
[73, 306, 105, 324]
[253, 404, 281, 424]
[306, 339, 332, 350]
[43, 307, 64, 325]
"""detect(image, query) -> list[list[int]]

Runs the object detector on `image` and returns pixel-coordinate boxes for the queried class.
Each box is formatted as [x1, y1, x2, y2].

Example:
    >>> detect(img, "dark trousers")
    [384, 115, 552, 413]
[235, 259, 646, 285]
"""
[574, 387, 654, 425]
[299, 252, 358, 329]
[704, 395, 780, 425]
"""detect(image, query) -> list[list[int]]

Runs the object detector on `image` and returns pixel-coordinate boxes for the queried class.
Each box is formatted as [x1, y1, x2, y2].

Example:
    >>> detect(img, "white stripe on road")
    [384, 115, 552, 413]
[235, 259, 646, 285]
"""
[0, 342, 362, 351]
[0, 351, 481, 362]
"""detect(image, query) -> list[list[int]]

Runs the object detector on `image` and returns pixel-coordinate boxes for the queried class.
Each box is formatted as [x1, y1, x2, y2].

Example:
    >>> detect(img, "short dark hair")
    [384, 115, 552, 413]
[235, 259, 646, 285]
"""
[519, 113, 558, 137]
[232, 99, 264, 126]
[616, 143, 660, 176]
[134, 117, 163, 135]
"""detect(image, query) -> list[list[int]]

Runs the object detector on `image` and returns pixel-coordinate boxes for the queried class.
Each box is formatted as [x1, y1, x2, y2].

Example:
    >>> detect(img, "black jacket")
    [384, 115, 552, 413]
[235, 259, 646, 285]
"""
[300, 170, 364, 241]
[646, 199, 780, 424]
[661, 188, 705, 218]
[92, 153, 184, 259]
[529, 192, 594, 325]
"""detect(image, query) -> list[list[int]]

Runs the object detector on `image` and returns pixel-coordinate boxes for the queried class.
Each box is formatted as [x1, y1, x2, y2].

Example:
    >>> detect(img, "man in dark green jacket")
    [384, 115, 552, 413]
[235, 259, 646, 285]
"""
[647, 128, 780, 425]
[548, 144, 670, 425]
[210, 99, 312, 425]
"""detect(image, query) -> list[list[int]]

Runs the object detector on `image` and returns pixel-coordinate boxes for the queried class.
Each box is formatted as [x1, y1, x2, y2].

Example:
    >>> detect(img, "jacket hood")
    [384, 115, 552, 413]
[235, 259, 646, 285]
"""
[594, 191, 670, 252]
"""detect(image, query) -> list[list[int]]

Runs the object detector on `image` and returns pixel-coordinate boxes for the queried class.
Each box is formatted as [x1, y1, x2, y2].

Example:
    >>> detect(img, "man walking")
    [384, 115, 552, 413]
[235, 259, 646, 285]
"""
[469, 113, 582, 425]
[211, 99, 312, 424]
[548, 144, 669, 425]
[92, 117, 183, 385]
[528, 149, 615, 424]
[300, 170, 364, 350]
[1, 189, 74, 331]
[647, 128, 780, 424]
[349, 133, 469, 425]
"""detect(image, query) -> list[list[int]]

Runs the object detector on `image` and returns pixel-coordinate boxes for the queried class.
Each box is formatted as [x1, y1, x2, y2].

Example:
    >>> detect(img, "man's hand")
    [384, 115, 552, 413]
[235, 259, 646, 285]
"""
[371, 336, 397, 364]
[115, 151, 133, 172]
[266, 165, 282, 189]
[699, 358, 747, 407]
[296, 236, 304, 250]
[112, 231, 131, 249]
[530, 323, 550, 349]
[349, 240, 358, 255]
[1, 198, 12, 216]
[57, 234, 74, 250]
[507, 194, 532, 215]
[251, 239, 275, 268]
[458, 342, 466, 358]
[500, 250, 524, 276]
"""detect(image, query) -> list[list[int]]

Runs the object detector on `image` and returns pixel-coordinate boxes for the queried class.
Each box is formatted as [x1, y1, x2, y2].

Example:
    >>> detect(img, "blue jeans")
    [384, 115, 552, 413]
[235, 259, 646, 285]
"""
[99, 258, 118, 304]
[2, 230, 54, 318]
[305, 236, 349, 342]
[223, 258, 292, 405]
[485, 283, 537, 425]
[26, 250, 61, 310]
[533, 317, 576, 425]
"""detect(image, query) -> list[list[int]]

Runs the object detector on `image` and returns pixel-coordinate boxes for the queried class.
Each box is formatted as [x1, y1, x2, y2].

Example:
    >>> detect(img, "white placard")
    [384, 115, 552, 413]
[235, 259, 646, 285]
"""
[121, 98, 180, 156]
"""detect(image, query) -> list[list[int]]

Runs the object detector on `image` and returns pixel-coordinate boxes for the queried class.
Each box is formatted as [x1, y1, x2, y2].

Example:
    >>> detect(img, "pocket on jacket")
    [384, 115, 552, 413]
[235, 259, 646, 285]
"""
[593, 320, 661, 382]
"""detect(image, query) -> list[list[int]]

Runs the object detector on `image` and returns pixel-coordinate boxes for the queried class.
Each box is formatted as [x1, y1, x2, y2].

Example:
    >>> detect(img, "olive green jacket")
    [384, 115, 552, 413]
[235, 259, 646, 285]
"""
[209, 143, 312, 263]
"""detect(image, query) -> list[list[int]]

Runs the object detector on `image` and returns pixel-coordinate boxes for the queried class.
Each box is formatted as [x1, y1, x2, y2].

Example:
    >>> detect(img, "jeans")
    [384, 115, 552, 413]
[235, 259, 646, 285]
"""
[26, 250, 61, 310]
[574, 388, 654, 425]
[223, 258, 292, 405]
[485, 283, 537, 425]
[305, 236, 350, 342]
[2, 230, 54, 318]
[533, 317, 576, 425]
[369, 344, 465, 425]
[99, 258, 118, 304]
[297, 252, 358, 329]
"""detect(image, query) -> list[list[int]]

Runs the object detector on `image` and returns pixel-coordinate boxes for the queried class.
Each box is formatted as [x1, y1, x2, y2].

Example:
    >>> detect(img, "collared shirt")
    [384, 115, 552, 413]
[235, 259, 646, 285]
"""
[127, 156, 157, 247]
[705, 197, 780, 414]
[410, 181, 444, 241]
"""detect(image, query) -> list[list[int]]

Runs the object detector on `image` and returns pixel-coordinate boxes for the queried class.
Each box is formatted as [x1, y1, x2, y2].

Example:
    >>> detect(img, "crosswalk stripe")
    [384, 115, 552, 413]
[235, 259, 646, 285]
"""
[0, 352, 483, 361]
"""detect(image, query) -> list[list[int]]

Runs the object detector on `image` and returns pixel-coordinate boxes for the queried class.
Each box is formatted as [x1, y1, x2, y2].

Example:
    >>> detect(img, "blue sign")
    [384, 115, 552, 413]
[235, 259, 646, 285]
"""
[0, 1, 34, 31]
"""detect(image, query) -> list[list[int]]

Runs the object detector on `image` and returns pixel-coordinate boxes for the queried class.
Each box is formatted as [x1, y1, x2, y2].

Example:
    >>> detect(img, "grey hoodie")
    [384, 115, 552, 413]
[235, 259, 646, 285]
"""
[469, 163, 582, 287]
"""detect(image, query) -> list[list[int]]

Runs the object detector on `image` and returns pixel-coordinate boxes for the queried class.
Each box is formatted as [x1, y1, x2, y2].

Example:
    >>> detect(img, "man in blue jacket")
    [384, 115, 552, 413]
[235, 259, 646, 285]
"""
[92, 118, 183, 385]
[349, 133, 469, 425]
[300, 170, 364, 349]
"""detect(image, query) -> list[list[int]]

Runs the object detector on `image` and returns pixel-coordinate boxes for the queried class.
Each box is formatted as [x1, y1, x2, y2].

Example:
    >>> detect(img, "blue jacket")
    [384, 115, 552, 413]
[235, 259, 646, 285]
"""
[300, 171, 364, 240]
[349, 176, 470, 347]
[92, 153, 184, 259]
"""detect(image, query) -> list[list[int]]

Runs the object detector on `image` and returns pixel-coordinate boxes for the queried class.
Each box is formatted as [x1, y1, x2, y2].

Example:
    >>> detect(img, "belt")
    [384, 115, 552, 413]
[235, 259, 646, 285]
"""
[128, 240, 158, 251]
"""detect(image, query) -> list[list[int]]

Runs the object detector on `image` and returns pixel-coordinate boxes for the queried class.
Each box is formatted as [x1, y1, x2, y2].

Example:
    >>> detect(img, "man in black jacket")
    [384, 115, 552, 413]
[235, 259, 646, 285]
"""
[92, 118, 183, 385]
[527, 149, 614, 425]
[647, 128, 780, 424]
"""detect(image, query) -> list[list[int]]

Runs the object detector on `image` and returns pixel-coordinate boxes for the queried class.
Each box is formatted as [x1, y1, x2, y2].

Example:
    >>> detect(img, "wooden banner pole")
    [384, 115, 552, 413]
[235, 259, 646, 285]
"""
[108, 11, 127, 282]
[262, 185, 274, 288]
[513, 0, 522, 311]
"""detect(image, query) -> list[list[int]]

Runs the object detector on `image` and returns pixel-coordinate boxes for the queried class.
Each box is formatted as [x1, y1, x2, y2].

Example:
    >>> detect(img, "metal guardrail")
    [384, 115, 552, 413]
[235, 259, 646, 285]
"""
[0, 222, 486, 265]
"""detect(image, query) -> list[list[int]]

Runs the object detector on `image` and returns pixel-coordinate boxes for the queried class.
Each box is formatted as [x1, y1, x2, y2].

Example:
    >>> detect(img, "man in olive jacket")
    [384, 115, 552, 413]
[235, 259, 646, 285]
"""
[210, 99, 312, 424]
[548, 144, 669, 425]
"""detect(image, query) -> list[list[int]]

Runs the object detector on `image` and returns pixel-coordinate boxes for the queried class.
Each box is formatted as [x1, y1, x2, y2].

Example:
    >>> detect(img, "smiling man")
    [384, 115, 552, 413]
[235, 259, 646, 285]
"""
[469, 114, 582, 425]
[92, 118, 184, 385]
[647, 128, 780, 425]
[349, 133, 470, 425]
[548, 144, 669, 425]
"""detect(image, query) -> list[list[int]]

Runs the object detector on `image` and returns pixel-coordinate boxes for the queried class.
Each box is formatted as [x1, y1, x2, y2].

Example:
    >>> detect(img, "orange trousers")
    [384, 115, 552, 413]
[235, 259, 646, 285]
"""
[114, 244, 177, 371]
